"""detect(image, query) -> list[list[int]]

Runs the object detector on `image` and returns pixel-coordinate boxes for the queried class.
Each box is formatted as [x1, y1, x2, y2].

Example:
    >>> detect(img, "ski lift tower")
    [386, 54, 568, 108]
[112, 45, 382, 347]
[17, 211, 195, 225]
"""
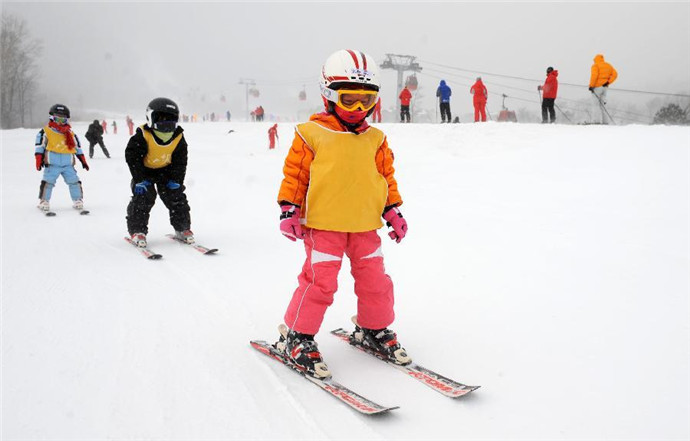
[380, 54, 422, 118]
[239, 78, 256, 121]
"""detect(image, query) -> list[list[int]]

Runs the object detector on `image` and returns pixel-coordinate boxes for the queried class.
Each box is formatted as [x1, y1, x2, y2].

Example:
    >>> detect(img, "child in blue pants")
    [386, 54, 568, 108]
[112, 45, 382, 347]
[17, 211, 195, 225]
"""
[35, 104, 89, 212]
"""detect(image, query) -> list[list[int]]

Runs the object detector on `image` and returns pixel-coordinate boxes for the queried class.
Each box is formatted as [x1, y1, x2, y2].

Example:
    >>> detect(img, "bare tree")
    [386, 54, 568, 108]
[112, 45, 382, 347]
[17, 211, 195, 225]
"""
[1, 13, 42, 129]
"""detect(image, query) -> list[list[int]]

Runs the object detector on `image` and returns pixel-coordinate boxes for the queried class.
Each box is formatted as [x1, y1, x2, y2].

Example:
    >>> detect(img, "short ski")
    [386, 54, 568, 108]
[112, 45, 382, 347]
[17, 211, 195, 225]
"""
[166, 234, 218, 255]
[41, 209, 89, 216]
[250, 340, 398, 415]
[124, 237, 162, 260]
[331, 328, 480, 398]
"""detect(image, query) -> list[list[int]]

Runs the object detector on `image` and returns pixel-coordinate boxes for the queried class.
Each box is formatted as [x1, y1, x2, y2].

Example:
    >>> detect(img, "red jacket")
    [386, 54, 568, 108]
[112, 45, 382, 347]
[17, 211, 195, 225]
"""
[470, 80, 487, 103]
[399, 87, 412, 106]
[542, 70, 559, 99]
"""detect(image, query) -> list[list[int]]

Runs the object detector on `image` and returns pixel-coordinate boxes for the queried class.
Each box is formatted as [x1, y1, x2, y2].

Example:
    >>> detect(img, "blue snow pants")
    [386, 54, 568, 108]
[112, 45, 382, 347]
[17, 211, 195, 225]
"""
[39, 153, 82, 201]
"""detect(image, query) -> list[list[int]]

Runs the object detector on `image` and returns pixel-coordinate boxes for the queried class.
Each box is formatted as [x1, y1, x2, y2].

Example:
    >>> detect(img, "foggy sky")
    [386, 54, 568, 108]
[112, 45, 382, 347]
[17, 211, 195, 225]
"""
[4, 1, 690, 122]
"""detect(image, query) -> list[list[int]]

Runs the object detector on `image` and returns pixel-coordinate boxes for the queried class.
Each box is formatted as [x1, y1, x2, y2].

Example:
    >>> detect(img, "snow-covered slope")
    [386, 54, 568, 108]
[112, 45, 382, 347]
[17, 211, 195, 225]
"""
[2, 121, 688, 440]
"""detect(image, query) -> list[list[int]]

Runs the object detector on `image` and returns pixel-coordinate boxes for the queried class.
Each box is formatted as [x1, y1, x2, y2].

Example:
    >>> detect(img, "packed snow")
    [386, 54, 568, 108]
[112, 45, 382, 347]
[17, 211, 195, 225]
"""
[2, 120, 689, 440]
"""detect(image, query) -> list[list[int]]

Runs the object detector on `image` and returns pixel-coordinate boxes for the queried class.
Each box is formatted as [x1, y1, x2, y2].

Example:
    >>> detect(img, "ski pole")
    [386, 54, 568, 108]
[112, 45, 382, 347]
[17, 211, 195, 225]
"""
[554, 102, 573, 124]
[592, 89, 616, 125]
[435, 96, 439, 123]
[485, 103, 492, 121]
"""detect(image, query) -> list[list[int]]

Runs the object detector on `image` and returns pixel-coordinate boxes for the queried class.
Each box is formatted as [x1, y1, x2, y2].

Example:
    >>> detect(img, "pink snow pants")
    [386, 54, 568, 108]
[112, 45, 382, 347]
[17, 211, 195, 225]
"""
[284, 229, 395, 335]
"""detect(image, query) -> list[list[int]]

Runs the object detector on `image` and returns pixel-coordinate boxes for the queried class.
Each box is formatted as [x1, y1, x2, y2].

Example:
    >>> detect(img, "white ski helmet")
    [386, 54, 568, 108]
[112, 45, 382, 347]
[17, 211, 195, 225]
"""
[320, 49, 380, 103]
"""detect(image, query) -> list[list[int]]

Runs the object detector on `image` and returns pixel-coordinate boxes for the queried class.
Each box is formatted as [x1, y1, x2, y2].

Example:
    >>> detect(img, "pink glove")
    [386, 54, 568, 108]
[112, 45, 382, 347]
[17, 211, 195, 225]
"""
[280, 204, 304, 241]
[383, 206, 407, 243]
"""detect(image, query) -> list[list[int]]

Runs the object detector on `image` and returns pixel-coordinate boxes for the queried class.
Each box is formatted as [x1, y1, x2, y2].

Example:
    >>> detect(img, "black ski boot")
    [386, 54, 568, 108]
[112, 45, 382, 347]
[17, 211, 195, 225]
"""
[352, 323, 412, 366]
[275, 324, 331, 379]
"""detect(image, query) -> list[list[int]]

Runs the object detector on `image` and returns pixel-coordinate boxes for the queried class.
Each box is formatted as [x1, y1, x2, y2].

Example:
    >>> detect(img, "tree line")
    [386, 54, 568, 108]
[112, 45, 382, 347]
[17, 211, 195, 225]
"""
[1, 12, 42, 129]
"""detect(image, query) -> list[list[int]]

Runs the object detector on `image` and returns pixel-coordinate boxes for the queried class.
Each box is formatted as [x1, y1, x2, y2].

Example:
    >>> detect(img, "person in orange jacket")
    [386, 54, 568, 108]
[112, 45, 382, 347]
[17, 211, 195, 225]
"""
[274, 49, 410, 378]
[399, 86, 412, 123]
[101, 119, 108, 134]
[470, 77, 488, 122]
[371, 97, 382, 123]
[538, 67, 559, 123]
[268, 123, 278, 149]
[589, 54, 618, 124]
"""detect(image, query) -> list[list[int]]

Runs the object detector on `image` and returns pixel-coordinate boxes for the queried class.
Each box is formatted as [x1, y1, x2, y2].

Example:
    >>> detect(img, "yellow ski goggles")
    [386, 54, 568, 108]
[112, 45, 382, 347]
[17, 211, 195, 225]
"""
[334, 89, 379, 111]
[321, 85, 378, 111]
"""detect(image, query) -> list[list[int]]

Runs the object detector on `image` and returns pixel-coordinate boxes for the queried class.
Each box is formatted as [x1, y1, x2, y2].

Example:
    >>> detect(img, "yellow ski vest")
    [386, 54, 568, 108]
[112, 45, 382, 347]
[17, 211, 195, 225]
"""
[297, 121, 388, 232]
[141, 126, 182, 169]
[43, 125, 76, 154]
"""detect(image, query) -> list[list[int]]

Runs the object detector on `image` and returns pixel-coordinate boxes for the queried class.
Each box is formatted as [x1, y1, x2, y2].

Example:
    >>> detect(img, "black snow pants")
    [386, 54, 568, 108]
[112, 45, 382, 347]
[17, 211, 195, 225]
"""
[400, 105, 411, 123]
[88, 138, 110, 158]
[126, 178, 191, 235]
[440, 102, 452, 123]
[541, 98, 556, 123]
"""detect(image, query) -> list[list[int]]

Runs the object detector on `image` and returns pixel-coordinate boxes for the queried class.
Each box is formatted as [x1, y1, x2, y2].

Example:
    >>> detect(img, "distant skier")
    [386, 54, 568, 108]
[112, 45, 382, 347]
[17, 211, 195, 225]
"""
[268, 123, 278, 149]
[470, 77, 488, 122]
[101, 119, 108, 134]
[112, 120, 118, 134]
[125, 97, 194, 248]
[436, 79, 452, 123]
[274, 49, 410, 379]
[589, 54, 618, 124]
[35, 104, 89, 213]
[371, 97, 382, 123]
[538, 67, 558, 123]
[399, 85, 412, 123]
[126, 115, 134, 136]
[85, 119, 111, 158]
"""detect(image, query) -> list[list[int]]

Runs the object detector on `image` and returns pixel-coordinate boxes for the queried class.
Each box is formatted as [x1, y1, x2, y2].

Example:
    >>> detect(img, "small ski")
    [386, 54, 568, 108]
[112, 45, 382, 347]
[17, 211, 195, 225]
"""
[250, 340, 398, 415]
[331, 328, 480, 398]
[124, 237, 162, 260]
[165, 234, 218, 254]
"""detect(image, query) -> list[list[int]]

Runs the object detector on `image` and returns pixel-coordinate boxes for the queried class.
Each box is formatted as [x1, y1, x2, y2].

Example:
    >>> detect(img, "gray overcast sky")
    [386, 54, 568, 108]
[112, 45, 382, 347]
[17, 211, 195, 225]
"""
[4, 1, 690, 121]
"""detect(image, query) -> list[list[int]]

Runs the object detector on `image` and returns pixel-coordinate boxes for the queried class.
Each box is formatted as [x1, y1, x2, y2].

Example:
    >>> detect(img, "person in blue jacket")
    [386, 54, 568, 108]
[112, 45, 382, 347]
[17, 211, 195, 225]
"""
[436, 80, 452, 123]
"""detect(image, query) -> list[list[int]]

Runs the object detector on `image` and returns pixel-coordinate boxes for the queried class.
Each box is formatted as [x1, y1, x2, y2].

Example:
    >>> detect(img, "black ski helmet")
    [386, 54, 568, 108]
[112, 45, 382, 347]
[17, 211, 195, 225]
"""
[546, 66, 554, 74]
[146, 97, 179, 133]
[49, 104, 70, 118]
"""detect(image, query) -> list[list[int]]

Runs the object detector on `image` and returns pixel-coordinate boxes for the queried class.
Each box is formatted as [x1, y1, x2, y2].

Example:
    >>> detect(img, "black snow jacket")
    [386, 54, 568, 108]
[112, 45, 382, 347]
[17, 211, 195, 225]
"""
[85, 121, 104, 142]
[125, 125, 188, 184]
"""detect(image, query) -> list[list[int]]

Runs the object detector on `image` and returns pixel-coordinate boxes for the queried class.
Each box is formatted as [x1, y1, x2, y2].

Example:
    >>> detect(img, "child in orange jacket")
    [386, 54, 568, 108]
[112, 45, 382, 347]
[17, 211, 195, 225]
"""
[274, 49, 410, 378]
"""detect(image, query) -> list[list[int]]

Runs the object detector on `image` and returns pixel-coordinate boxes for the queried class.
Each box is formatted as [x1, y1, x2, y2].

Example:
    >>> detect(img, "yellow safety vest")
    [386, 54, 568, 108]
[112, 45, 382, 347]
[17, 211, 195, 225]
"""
[141, 126, 182, 169]
[297, 121, 388, 232]
[43, 125, 76, 154]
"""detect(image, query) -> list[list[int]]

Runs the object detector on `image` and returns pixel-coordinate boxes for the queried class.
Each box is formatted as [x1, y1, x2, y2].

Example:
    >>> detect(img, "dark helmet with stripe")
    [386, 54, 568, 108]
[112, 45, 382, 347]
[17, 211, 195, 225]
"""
[146, 97, 179, 133]
[49, 104, 70, 118]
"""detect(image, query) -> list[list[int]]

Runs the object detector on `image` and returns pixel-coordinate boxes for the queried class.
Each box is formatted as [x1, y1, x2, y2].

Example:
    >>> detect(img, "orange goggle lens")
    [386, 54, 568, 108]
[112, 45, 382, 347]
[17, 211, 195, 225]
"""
[336, 90, 379, 112]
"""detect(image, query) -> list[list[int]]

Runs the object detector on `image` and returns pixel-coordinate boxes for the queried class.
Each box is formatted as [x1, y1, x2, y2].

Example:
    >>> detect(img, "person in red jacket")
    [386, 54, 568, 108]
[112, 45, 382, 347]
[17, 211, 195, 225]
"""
[538, 67, 558, 123]
[101, 119, 108, 134]
[399, 86, 412, 123]
[268, 123, 278, 149]
[371, 97, 382, 123]
[470, 77, 488, 122]
[126, 115, 135, 136]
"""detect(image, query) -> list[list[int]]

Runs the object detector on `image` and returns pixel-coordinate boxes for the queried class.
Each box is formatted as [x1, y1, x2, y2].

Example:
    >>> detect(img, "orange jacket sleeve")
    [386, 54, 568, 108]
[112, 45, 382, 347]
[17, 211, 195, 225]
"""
[608, 66, 618, 85]
[375, 137, 402, 208]
[589, 64, 599, 88]
[277, 131, 313, 206]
